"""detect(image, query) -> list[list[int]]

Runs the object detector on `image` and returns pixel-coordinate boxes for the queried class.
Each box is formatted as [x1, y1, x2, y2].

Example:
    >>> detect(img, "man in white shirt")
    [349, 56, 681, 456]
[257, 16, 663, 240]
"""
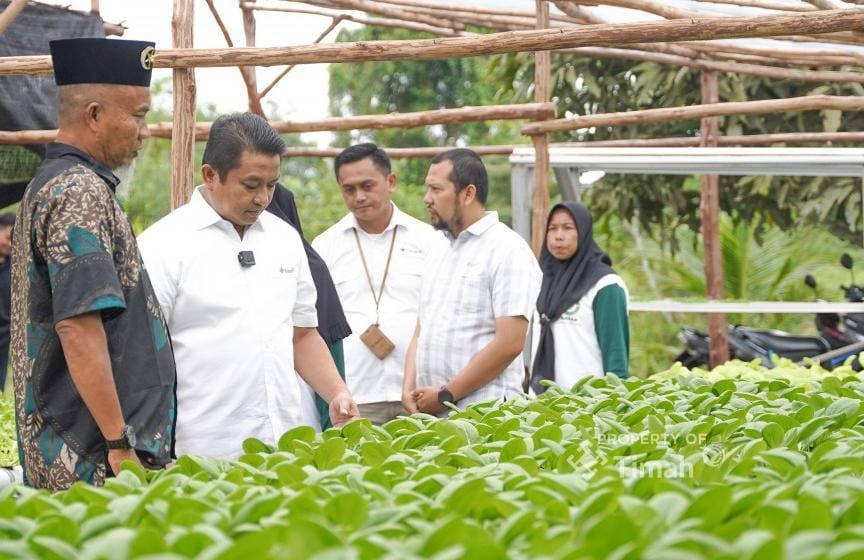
[313, 143, 444, 425]
[403, 148, 541, 415]
[138, 113, 358, 459]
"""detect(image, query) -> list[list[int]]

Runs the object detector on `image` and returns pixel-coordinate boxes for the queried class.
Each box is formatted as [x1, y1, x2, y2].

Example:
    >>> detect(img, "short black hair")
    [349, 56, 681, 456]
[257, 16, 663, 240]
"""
[202, 112, 286, 181]
[0, 213, 14, 228]
[334, 143, 391, 178]
[430, 148, 488, 204]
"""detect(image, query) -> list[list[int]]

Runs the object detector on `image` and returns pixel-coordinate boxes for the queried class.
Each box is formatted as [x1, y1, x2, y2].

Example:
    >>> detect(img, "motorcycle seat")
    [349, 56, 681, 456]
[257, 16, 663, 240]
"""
[733, 327, 829, 359]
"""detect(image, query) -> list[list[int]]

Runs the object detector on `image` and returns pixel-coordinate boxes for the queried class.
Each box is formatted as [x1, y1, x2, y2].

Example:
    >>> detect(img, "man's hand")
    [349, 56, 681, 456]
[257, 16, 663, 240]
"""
[107, 448, 143, 476]
[329, 390, 359, 427]
[402, 390, 419, 414]
[413, 386, 446, 415]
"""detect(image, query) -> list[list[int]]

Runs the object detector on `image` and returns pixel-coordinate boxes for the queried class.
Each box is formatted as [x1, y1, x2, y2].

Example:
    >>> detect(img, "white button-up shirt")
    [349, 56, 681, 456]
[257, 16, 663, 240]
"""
[312, 204, 445, 404]
[138, 188, 318, 459]
[417, 211, 541, 407]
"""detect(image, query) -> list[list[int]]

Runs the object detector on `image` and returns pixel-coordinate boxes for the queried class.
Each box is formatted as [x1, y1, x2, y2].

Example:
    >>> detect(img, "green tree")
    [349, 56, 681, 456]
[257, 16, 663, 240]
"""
[328, 27, 521, 224]
[490, 54, 864, 243]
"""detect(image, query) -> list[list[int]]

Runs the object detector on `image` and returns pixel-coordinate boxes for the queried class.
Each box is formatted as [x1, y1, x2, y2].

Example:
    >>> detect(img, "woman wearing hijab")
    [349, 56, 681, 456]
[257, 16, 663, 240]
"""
[531, 202, 629, 394]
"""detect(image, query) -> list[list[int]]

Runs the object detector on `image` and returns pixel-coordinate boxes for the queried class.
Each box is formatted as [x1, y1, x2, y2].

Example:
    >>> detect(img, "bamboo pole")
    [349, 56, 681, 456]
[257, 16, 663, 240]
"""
[0, 0, 29, 36]
[522, 95, 864, 135]
[531, 0, 552, 256]
[699, 69, 729, 367]
[2, 8, 862, 75]
[170, 0, 196, 209]
[205, 0, 264, 116]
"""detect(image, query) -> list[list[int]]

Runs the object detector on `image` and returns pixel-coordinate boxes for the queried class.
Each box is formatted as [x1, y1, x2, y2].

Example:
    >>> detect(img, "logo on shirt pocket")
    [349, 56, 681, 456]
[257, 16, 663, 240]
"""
[560, 303, 580, 322]
[279, 266, 295, 274]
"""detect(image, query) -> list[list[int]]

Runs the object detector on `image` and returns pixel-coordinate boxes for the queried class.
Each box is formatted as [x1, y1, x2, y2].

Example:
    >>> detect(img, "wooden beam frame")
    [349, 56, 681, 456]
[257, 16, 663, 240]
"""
[170, 0, 196, 209]
[521, 95, 864, 135]
[1, 8, 861, 75]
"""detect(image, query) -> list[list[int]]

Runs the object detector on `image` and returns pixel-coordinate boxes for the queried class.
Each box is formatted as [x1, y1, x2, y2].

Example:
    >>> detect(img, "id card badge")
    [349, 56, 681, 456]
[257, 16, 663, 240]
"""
[359, 323, 395, 359]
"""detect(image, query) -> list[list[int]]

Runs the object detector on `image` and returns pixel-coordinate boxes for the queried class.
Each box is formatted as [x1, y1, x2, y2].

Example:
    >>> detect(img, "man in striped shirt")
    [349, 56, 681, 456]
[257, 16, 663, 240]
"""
[403, 149, 541, 415]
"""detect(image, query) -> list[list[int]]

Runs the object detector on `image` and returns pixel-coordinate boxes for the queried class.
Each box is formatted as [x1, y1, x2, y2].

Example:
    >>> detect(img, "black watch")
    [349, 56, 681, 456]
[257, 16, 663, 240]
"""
[105, 425, 137, 450]
[437, 386, 455, 405]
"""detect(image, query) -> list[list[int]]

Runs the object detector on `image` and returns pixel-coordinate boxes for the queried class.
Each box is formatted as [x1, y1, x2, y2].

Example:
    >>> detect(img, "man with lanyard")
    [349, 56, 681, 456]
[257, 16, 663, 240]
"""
[11, 38, 176, 491]
[313, 144, 445, 425]
[403, 149, 541, 415]
[139, 112, 359, 459]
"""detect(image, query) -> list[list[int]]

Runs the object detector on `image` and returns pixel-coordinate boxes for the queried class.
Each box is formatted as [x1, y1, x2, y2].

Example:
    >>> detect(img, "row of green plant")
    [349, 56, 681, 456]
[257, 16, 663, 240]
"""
[1, 360, 863, 559]
[0, 391, 15, 468]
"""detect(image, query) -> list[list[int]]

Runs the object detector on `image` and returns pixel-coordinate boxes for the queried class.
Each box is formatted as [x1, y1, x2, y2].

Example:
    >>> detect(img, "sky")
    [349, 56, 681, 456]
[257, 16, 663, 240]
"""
[39, 0, 859, 145]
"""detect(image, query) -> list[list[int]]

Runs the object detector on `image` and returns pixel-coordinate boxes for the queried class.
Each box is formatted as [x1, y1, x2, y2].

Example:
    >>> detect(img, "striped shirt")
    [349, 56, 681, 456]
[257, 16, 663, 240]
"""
[417, 211, 541, 407]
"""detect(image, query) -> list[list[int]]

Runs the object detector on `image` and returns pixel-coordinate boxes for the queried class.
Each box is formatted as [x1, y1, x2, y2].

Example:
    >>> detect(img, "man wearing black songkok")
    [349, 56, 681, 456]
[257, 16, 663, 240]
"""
[11, 38, 176, 491]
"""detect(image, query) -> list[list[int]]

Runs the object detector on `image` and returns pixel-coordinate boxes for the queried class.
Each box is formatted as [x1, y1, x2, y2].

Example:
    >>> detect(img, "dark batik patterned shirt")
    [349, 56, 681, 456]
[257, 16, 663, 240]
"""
[10, 143, 176, 491]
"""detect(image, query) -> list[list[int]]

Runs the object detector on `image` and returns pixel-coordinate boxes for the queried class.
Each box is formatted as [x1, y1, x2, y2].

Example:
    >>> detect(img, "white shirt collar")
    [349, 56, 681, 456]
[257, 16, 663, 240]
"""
[339, 202, 412, 234]
[445, 211, 499, 241]
[188, 186, 267, 233]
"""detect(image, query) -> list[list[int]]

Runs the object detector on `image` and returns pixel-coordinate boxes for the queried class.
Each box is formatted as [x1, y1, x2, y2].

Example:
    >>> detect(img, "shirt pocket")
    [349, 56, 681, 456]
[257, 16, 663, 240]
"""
[456, 266, 488, 315]
[260, 264, 298, 327]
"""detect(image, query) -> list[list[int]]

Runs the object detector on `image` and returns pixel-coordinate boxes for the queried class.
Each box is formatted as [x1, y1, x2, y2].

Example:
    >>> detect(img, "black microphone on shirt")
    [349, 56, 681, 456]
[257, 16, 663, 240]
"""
[237, 251, 256, 268]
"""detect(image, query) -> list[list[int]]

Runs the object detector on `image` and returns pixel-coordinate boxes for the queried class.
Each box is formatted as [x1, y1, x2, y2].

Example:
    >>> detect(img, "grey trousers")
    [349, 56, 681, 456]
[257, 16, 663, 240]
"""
[358, 401, 407, 425]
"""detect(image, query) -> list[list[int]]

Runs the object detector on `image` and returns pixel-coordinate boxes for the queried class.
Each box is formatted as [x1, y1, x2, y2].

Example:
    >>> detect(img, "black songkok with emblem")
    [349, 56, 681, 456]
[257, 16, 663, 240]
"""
[49, 38, 155, 87]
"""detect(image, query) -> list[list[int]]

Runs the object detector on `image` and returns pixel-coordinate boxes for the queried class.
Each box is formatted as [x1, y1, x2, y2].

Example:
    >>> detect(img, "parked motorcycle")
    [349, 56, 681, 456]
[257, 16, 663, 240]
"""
[674, 254, 864, 369]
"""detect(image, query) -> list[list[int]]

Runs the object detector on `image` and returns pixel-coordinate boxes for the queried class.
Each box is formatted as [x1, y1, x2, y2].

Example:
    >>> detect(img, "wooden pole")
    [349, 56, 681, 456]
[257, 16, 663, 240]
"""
[700, 70, 729, 367]
[171, 0, 196, 209]
[243, 3, 458, 37]
[7, 125, 864, 149]
[240, 5, 264, 116]
[258, 17, 343, 100]
[691, 0, 816, 11]
[2, 8, 863, 75]
[169, 102, 555, 136]
[557, 47, 864, 85]
[522, 95, 864, 135]
[0, 0, 29, 37]
[205, 0, 264, 116]
[531, 0, 552, 256]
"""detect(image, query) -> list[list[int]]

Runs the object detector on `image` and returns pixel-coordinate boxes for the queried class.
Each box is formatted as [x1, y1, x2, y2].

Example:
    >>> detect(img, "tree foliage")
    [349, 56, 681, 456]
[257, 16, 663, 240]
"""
[328, 27, 521, 223]
[489, 53, 864, 243]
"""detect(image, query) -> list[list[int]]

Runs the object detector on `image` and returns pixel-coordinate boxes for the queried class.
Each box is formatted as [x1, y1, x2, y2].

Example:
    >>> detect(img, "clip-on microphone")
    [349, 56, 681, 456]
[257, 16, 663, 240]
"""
[237, 250, 256, 268]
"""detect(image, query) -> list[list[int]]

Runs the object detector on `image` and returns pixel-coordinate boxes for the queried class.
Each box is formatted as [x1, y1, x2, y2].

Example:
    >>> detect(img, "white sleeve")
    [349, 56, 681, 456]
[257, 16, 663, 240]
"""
[137, 226, 180, 324]
[291, 231, 318, 328]
[491, 241, 542, 320]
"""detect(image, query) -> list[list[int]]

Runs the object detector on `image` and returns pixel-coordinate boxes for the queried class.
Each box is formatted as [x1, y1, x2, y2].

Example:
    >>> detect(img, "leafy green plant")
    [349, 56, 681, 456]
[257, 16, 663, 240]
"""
[0, 391, 16, 468]
[2, 360, 864, 558]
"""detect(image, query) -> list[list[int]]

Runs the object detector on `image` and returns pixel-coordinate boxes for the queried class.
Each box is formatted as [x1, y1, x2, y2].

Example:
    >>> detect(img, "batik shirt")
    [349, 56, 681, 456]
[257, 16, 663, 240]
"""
[10, 143, 176, 491]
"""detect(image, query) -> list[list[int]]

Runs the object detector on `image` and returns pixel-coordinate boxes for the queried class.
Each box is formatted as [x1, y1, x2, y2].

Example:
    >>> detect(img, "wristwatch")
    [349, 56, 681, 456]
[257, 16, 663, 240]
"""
[437, 385, 456, 405]
[105, 425, 137, 450]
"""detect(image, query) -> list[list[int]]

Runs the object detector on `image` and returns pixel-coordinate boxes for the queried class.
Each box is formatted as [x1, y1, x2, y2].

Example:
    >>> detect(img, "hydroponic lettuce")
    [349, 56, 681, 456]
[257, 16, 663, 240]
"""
[0, 362, 863, 559]
[654, 355, 863, 386]
[0, 392, 16, 468]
